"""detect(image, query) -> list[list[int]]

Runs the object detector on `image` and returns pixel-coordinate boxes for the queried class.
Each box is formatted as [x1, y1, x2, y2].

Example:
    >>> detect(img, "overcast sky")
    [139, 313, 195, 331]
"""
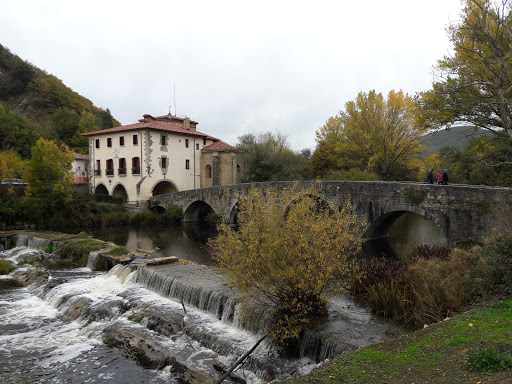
[1, 0, 463, 151]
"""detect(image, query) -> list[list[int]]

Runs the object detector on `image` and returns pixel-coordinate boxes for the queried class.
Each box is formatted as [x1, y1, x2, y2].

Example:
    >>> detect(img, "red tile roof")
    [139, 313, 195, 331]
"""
[82, 120, 209, 138]
[202, 140, 238, 152]
[74, 152, 89, 160]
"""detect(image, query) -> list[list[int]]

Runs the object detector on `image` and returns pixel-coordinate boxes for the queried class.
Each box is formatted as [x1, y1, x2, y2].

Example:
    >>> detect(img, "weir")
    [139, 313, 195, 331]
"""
[123, 261, 402, 362]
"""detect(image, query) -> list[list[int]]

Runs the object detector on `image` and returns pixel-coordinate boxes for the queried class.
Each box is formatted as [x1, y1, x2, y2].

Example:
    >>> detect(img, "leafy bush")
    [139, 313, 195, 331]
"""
[466, 347, 512, 373]
[211, 182, 364, 349]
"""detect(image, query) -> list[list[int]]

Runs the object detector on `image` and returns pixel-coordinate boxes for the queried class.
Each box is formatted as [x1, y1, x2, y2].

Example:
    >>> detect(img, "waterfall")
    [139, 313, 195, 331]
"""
[86, 251, 100, 270]
[133, 266, 239, 323]
[16, 234, 53, 251]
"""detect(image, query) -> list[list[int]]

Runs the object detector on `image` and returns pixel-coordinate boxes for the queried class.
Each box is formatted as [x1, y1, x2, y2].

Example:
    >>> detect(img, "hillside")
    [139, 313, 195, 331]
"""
[420, 125, 491, 158]
[0, 43, 119, 157]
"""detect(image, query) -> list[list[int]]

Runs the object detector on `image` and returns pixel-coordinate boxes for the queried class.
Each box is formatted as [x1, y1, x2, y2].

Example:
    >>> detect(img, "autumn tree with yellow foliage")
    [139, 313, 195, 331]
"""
[312, 90, 427, 180]
[210, 182, 364, 351]
[419, 0, 512, 140]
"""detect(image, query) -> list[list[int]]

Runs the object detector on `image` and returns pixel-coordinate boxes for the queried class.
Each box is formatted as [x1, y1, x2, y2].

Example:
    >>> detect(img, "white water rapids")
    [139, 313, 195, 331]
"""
[1, 245, 322, 383]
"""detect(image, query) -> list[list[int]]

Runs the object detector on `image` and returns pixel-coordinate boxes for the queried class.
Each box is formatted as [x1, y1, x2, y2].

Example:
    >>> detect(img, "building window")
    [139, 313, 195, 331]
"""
[203, 137, 206, 145]
[196, 143, 199, 150]
[161, 135, 167, 146]
[206, 164, 212, 178]
[237, 164, 241, 173]
[107, 138, 112, 147]
[95, 139, 100, 149]
[133, 134, 138, 145]
[185, 159, 190, 170]
[106, 159, 114, 176]
[161, 157, 167, 169]
[118, 158, 126, 175]
[95, 160, 101, 176]
[132, 157, 140, 175]
[120, 136, 125, 146]
[185, 139, 189, 148]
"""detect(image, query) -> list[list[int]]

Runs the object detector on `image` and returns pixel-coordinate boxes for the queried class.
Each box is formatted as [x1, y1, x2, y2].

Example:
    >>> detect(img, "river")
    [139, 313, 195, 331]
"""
[0, 215, 445, 383]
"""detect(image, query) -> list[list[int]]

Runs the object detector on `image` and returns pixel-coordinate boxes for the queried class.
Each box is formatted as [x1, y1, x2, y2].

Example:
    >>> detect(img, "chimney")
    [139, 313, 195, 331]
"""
[184, 117, 191, 130]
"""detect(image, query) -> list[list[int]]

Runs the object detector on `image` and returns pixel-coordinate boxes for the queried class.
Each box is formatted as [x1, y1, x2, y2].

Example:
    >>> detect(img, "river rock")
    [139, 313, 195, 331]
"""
[172, 358, 215, 384]
[103, 326, 175, 370]
[10, 265, 49, 286]
[64, 297, 93, 320]
[86, 299, 129, 321]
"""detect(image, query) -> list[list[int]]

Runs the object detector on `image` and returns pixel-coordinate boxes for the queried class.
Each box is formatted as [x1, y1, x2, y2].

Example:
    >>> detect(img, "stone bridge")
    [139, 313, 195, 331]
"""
[149, 181, 512, 245]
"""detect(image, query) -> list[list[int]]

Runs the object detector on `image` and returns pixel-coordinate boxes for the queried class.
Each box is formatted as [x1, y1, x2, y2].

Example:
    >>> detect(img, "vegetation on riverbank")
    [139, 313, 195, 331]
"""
[283, 299, 512, 384]
[283, 224, 512, 382]
[0, 186, 183, 231]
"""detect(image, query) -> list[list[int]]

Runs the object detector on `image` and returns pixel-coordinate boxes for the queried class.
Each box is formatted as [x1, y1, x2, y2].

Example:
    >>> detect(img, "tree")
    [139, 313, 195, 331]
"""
[70, 111, 100, 152]
[237, 131, 312, 181]
[24, 138, 74, 208]
[0, 102, 43, 158]
[312, 90, 427, 180]
[419, 0, 512, 139]
[436, 131, 512, 186]
[210, 182, 364, 349]
[0, 149, 26, 179]
[53, 107, 80, 143]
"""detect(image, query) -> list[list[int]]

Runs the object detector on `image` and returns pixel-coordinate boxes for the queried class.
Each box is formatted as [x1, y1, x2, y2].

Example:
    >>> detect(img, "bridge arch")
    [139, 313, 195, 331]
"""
[364, 210, 447, 243]
[183, 200, 215, 223]
[112, 183, 129, 203]
[94, 183, 109, 196]
[152, 180, 178, 196]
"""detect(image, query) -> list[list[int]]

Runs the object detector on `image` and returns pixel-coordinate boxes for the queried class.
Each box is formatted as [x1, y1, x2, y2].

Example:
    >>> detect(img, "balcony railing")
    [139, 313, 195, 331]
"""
[132, 167, 141, 175]
[94, 170, 101, 176]
[118, 168, 127, 176]
[106, 169, 114, 176]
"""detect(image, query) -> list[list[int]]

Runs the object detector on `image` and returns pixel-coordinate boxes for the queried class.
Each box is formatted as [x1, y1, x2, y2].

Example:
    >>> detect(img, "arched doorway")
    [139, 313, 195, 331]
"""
[152, 180, 178, 196]
[94, 184, 109, 196]
[112, 184, 129, 203]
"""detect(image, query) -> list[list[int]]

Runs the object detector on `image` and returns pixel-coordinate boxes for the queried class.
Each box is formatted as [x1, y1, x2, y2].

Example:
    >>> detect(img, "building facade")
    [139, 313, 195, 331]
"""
[71, 152, 90, 184]
[83, 113, 244, 204]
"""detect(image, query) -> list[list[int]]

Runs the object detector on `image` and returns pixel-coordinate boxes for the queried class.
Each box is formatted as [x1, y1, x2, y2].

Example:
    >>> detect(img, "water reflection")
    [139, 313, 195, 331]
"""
[92, 223, 217, 265]
[363, 212, 447, 262]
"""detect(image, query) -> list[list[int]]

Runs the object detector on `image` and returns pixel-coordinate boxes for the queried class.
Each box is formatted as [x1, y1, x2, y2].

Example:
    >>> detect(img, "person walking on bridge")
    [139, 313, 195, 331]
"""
[436, 169, 443, 184]
[442, 170, 449, 185]
[427, 169, 434, 184]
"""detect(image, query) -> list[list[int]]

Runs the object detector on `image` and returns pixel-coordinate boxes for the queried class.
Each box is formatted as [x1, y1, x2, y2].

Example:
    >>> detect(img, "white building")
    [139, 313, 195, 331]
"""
[71, 152, 90, 184]
[83, 113, 244, 205]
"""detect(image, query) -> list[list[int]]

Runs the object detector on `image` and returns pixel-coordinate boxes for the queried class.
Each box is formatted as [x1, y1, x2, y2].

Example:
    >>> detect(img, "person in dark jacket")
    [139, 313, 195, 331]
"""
[427, 169, 434, 184]
[442, 170, 449, 185]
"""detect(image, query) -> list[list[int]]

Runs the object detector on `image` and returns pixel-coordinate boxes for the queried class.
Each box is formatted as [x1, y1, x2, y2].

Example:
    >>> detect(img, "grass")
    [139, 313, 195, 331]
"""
[57, 237, 105, 266]
[282, 299, 512, 384]
[0, 260, 15, 274]
[106, 246, 129, 256]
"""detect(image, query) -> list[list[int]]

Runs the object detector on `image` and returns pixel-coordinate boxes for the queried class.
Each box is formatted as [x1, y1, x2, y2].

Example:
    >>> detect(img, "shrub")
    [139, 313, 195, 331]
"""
[467, 347, 512, 373]
[210, 182, 365, 349]
[482, 234, 512, 294]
